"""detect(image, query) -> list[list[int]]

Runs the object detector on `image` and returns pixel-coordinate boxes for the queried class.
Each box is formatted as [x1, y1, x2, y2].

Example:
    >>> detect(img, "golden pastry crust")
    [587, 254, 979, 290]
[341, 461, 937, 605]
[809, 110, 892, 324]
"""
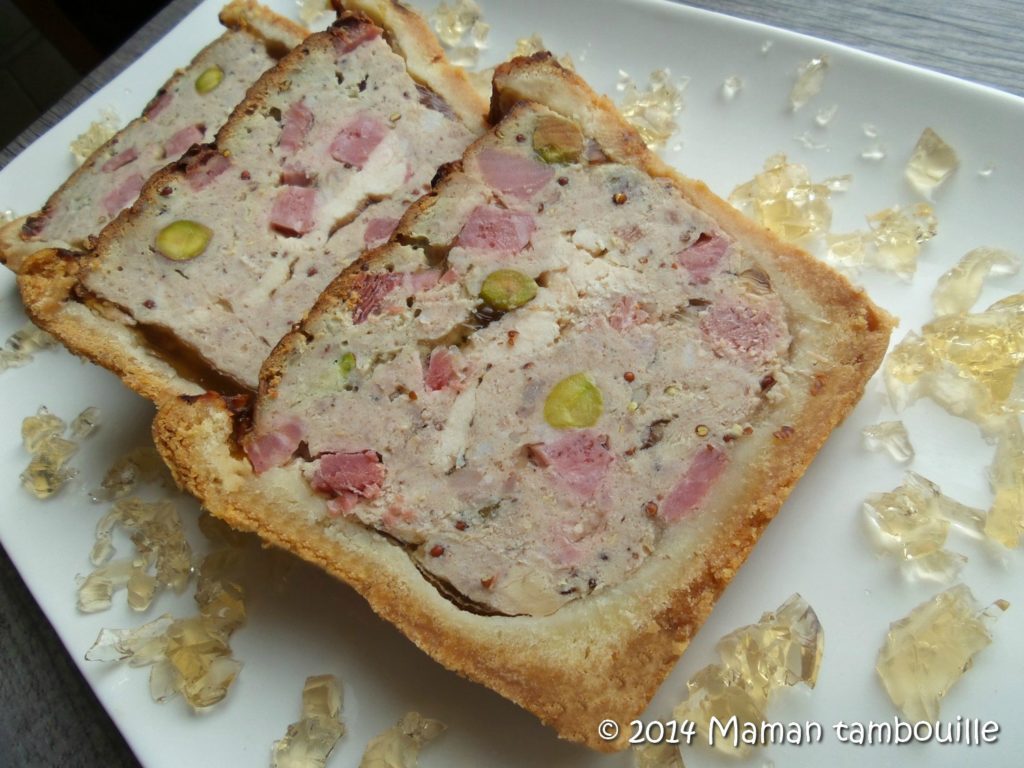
[155, 55, 893, 750]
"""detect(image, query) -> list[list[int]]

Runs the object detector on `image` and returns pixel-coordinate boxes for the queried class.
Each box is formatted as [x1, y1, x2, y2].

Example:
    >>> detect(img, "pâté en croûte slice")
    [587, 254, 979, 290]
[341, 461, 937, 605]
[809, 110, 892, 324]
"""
[17, 0, 488, 400]
[0, 0, 308, 273]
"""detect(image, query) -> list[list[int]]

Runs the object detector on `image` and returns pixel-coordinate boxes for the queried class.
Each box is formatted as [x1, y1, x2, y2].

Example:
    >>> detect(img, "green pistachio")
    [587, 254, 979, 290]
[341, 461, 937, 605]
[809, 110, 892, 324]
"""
[532, 114, 583, 164]
[339, 351, 356, 379]
[544, 373, 603, 429]
[195, 66, 224, 94]
[154, 220, 213, 261]
[479, 269, 538, 312]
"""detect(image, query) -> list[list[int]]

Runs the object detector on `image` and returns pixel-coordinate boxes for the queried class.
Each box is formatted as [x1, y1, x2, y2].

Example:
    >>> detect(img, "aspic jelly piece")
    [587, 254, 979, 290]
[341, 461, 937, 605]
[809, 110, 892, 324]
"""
[271, 675, 346, 768]
[932, 246, 1019, 316]
[789, 55, 829, 111]
[884, 293, 1023, 432]
[672, 594, 823, 757]
[862, 471, 986, 582]
[827, 203, 937, 278]
[89, 445, 171, 502]
[729, 154, 833, 242]
[876, 585, 1007, 722]
[82, 495, 193, 611]
[359, 712, 446, 768]
[905, 127, 959, 198]
[85, 533, 250, 711]
[984, 417, 1024, 548]
[862, 420, 915, 463]
[616, 68, 686, 149]
[1, 322, 56, 374]
[19, 405, 89, 499]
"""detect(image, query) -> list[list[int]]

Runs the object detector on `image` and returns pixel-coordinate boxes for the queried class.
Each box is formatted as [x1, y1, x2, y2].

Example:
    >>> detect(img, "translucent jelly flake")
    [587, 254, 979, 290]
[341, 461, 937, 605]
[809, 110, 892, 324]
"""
[876, 584, 1008, 722]
[84, 496, 192, 613]
[793, 131, 827, 150]
[70, 108, 120, 165]
[823, 174, 852, 192]
[86, 614, 175, 664]
[271, 675, 346, 768]
[863, 472, 986, 582]
[984, 416, 1024, 547]
[789, 55, 829, 111]
[672, 594, 823, 757]
[430, 0, 488, 68]
[905, 127, 959, 198]
[860, 142, 886, 162]
[721, 76, 742, 100]
[162, 618, 241, 709]
[69, 406, 101, 439]
[729, 154, 833, 243]
[867, 204, 937, 277]
[828, 203, 937, 278]
[195, 550, 247, 632]
[862, 420, 915, 463]
[90, 445, 171, 502]
[85, 544, 248, 712]
[1, 322, 57, 373]
[22, 406, 65, 453]
[815, 104, 838, 127]
[633, 743, 685, 768]
[359, 712, 446, 768]
[78, 558, 147, 613]
[884, 293, 1024, 431]
[19, 406, 86, 499]
[616, 68, 687, 150]
[932, 247, 1020, 316]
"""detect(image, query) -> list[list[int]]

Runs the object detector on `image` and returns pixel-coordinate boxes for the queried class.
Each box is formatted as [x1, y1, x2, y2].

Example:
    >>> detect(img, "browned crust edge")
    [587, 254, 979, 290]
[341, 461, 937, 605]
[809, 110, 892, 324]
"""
[0, 1, 308, 275]
[155, 56, 894, 750]
[219, 0, 309, 47]
[18, 248, 206, 400]
[338, 0, 488, 133]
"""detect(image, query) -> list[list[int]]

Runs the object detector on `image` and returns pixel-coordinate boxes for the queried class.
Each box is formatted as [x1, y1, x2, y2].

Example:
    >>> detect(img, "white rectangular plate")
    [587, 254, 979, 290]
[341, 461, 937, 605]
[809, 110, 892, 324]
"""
[1, 1, 1022, 766]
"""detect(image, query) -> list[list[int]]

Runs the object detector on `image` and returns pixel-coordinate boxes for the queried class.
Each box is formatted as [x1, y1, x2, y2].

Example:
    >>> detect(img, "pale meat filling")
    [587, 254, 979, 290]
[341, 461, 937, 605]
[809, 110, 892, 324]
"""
[36, 31, 278, 250]
[256, 110, 793, 617]
[81, 33, 476, 388]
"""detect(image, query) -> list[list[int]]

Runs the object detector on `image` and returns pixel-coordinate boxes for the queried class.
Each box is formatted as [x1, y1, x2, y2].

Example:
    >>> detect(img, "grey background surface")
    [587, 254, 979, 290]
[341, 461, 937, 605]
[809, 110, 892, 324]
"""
[1, 1, 1021, 766]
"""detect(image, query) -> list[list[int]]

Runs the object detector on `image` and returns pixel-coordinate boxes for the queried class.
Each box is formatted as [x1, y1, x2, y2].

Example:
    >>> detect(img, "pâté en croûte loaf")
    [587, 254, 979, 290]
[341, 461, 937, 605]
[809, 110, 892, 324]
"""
[153, 53, 894, 750]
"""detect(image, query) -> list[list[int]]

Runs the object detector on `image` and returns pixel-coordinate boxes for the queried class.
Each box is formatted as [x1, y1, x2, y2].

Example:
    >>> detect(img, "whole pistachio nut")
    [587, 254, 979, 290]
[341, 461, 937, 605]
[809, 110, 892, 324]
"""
[544, 373, 603, 428]
[479, 269, 538, 312]
[155, 220, 213, 261]
[339, 351, 356, 379]
[195, 66, 224, 94]
[533, 114, 584, 164]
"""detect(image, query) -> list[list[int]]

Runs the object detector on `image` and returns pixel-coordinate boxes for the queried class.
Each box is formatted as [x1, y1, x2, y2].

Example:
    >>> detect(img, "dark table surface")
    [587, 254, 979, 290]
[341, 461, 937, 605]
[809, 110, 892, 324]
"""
[1, 1, 1022, 766]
